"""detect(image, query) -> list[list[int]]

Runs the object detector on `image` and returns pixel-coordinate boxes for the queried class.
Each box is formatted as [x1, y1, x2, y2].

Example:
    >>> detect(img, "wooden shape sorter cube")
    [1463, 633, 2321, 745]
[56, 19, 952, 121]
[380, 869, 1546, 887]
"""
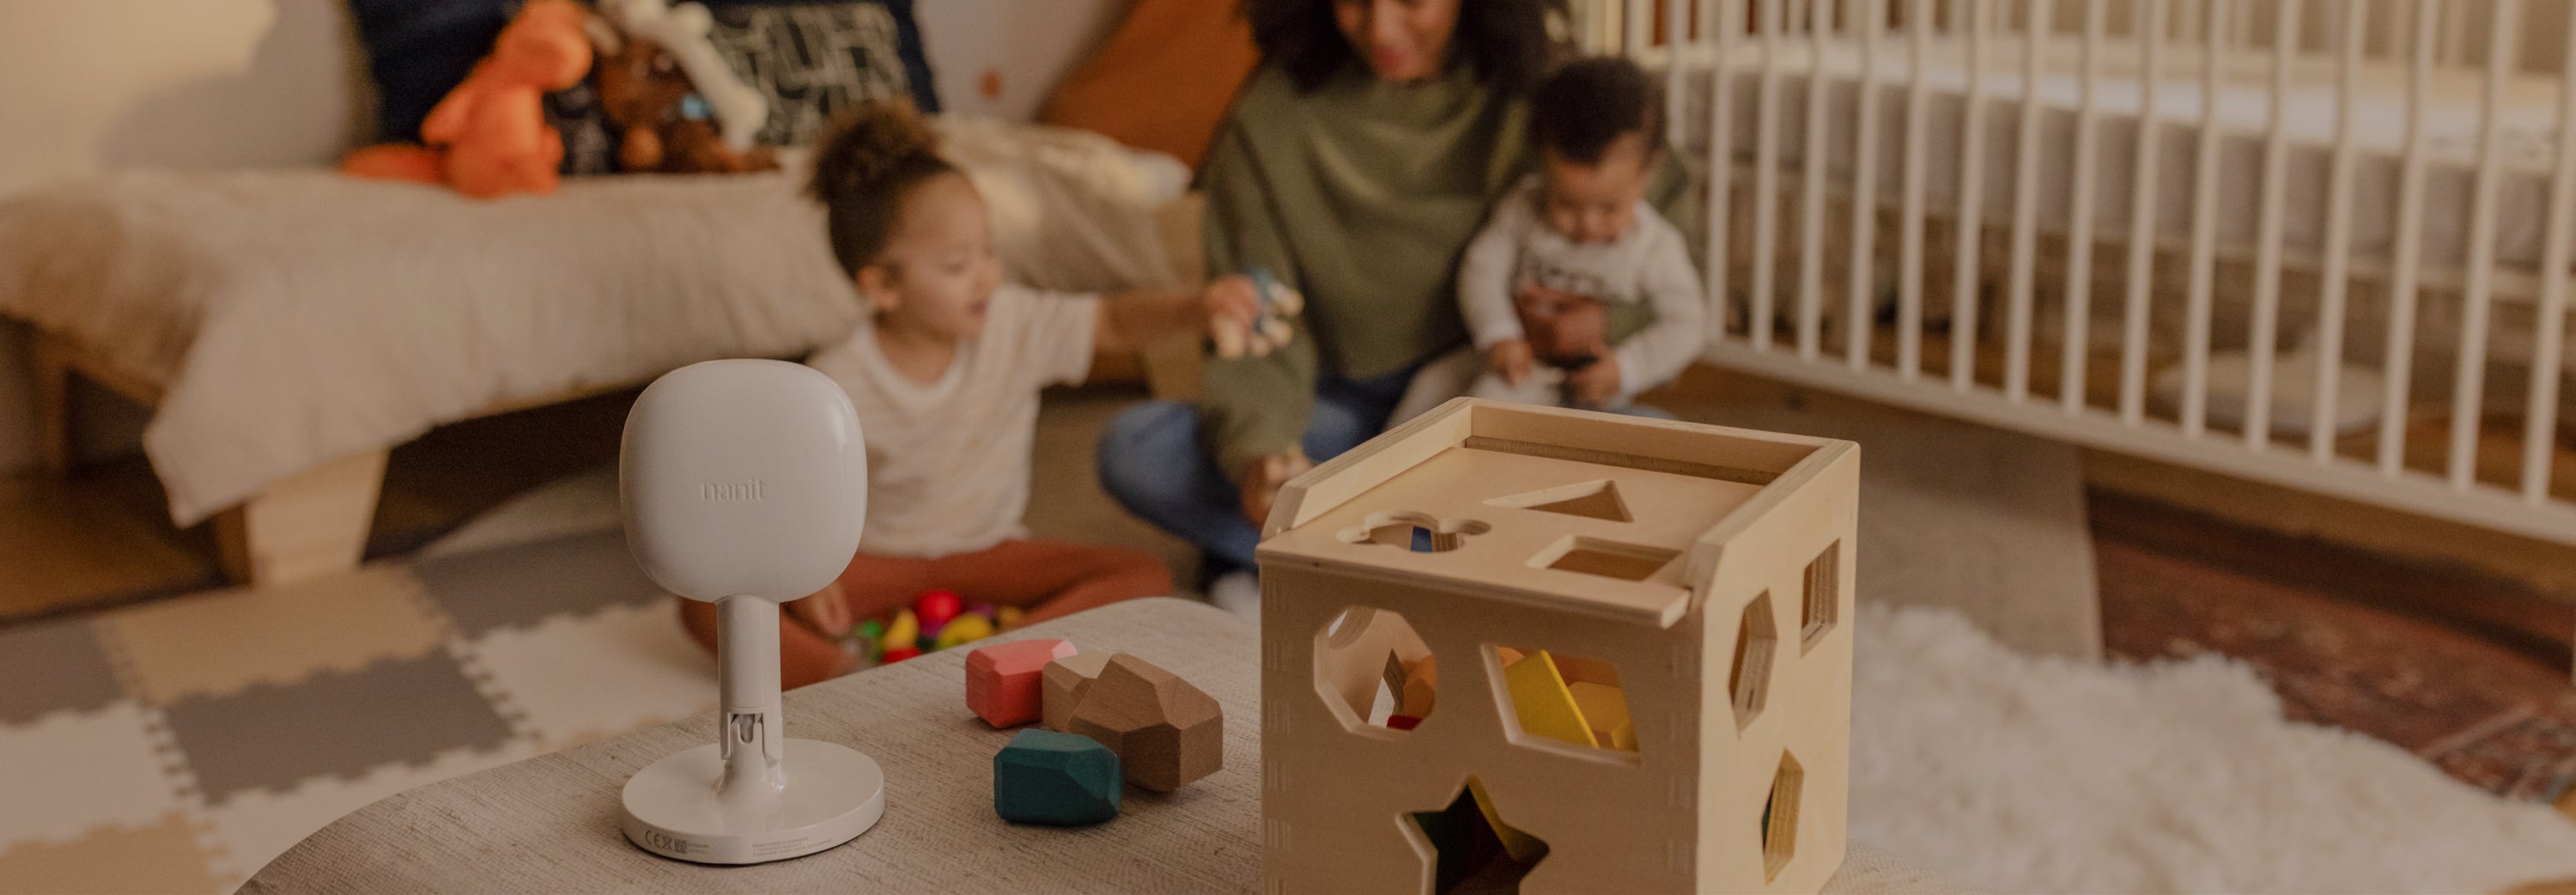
[1255, 399, 1859, 895]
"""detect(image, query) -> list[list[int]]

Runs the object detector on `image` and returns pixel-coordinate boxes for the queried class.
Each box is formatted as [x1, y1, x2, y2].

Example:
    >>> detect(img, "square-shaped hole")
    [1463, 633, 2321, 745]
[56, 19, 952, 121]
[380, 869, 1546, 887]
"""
[1488, 646, 1639, 755]
[1530, 537, 1680, 582]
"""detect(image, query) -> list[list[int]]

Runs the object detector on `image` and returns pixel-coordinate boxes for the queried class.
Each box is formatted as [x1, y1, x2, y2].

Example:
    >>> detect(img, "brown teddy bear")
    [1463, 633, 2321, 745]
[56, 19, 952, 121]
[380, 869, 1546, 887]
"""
[592, 33, 776, 174]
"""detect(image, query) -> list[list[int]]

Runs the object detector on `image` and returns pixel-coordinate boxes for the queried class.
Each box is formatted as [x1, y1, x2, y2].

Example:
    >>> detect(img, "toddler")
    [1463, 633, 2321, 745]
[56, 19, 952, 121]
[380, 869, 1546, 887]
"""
[1394, 57, 1705, 421]
[683, 101, 1256, 689]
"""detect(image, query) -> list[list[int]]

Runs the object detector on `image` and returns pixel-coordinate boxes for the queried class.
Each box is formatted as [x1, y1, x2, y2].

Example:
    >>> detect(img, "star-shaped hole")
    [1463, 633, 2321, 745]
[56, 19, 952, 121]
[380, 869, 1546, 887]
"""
[1408, 776, 1548, 893]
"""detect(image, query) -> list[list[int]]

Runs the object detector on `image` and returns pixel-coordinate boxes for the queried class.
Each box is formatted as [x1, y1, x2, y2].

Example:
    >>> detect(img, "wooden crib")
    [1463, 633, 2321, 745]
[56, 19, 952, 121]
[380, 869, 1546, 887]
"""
[1587, 0, 2576, 545]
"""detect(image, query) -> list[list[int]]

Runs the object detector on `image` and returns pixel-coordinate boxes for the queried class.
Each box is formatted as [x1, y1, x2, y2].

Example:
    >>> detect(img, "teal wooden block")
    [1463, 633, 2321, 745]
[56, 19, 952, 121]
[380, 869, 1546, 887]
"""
[993, 728, 1121, 825]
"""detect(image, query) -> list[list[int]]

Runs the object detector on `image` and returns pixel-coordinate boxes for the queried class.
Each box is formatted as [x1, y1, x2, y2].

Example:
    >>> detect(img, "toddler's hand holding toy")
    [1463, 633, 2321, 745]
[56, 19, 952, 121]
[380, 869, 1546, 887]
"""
[1207, 270, 1304, 360]
[1488, 339, 1537, 387]
[1200, 276, 1265, 357]
[1566, 356, 1624, 408]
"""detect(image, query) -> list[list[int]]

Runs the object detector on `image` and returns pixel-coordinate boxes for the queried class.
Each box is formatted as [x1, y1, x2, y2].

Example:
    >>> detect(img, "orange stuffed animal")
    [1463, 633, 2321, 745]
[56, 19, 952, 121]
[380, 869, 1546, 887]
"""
[342, 0, 594, 198]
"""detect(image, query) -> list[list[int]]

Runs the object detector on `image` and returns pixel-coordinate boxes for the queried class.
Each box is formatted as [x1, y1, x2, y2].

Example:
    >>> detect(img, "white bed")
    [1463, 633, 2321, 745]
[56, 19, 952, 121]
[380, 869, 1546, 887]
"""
[0, 118, 1191, 582]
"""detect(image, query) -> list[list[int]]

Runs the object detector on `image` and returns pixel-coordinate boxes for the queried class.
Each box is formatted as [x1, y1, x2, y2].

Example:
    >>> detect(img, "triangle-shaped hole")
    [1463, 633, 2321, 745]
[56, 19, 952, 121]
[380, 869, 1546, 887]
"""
[1487, 479, 1632, 522]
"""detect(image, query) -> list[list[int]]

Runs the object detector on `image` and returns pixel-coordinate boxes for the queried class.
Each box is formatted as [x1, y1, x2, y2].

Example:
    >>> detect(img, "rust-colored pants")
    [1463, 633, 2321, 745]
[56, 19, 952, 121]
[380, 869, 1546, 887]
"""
[679, 539, 1171, 690]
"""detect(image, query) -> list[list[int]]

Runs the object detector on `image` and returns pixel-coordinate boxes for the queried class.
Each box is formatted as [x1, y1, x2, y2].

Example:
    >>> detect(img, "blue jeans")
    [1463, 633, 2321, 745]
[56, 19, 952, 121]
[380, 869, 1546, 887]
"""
[1098, 368, 1416, 575]
[1097, 367, 1674, 576]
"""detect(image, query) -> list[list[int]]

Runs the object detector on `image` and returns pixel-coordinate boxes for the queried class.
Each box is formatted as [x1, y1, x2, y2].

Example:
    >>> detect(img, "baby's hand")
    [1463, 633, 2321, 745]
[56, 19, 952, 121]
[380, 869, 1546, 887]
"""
[1238, 449, 1313, 527]
[1567, 357, 1624, 408]
[1487, 339, 1536, 387]
[786, 583, 854, 637]
[1203, 276, 1263, 359]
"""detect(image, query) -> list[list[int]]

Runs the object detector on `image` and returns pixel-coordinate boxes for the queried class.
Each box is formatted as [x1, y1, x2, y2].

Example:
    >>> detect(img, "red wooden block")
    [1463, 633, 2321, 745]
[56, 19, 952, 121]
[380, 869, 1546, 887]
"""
[966, 638, 1078, 727]
[1387, 715, 1423, 731]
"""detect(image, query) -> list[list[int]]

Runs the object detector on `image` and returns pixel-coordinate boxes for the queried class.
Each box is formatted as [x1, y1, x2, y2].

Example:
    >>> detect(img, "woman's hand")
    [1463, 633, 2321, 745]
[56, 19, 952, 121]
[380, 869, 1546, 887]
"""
[1203, 275, 1265, 359]
[1487, 338, 1536, 387]
[1238, 448, 1314, 527]
[785, 583, 854, 637]
[1567, 357, 1624, 408]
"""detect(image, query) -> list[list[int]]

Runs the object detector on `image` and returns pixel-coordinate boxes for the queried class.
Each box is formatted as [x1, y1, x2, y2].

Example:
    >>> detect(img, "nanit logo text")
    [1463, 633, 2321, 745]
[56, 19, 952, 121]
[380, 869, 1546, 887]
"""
[702, 478, 769, 502]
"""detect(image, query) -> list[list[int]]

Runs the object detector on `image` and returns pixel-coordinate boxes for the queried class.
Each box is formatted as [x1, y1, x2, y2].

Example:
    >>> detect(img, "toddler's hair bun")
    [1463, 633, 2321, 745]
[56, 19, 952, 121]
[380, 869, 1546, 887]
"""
[808, 100, 942, 203]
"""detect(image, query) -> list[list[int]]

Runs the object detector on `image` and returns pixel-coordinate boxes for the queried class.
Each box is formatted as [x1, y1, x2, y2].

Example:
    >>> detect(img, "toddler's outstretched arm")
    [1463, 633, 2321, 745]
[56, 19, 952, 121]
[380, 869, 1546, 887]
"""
[1091, 283, 1261, 356]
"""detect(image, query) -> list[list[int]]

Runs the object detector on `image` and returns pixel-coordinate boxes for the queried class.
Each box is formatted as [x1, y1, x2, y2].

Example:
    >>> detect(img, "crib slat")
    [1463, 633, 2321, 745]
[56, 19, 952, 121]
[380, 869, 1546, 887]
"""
[2118, 0, 2166, 426]
[2062, 0, 2107, 412]
[2524, 3, 2576, 503]
[1798, 0, 1834, 360]
[2242, 0, 2302, 449]
[1753, 0, 1786, 352]
[1626, 0, 1652, 55]
[2002, 0, 2051, 403]
[1665, 0, 1687, 147]
[1848, 0, 1886, 370]
[2312, 0, 2368, 461]
[1948, 0, 1993, 392]
[2449, 0, 2521, 490]
[1899, 0, 1933, 381]
[2379, 0, 2442, 476]
[1707, 0, 1739, 348]
[2178, 0, 2228, 438]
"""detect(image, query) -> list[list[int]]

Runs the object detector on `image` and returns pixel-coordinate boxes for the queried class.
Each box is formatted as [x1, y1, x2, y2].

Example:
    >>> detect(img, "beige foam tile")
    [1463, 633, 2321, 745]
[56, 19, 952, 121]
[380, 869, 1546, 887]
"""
[0, 702, 185, 854]
[0, 813, 227, 895]
[204, 741, 537, 880]
[100, 566, 447, 705]
[463, 599, 717, 751]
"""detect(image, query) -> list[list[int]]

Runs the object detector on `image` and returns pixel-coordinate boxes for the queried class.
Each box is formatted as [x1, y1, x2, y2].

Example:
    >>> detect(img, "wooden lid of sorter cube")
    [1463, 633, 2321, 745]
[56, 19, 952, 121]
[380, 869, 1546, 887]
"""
[1256, 399, 1852, 630]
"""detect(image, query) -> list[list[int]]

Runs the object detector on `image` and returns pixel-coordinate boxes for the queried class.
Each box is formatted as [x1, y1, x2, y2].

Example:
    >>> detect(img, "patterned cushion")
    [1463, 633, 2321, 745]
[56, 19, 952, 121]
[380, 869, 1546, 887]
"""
[702, 1, 940, 148]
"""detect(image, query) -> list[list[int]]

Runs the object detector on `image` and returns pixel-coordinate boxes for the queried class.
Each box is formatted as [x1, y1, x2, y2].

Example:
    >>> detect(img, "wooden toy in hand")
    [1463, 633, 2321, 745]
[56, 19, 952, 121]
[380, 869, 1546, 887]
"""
[1211, 268, 1305, 360]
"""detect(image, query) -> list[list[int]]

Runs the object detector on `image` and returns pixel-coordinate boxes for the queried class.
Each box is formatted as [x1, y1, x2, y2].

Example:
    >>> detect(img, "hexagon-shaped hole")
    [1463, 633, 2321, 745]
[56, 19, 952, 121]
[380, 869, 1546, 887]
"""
[1762, 750, 1805, 881]
[1490, 646, 1639, 754]
[1315, 606, 1437, 732]
[1729, 593, 1779, 731]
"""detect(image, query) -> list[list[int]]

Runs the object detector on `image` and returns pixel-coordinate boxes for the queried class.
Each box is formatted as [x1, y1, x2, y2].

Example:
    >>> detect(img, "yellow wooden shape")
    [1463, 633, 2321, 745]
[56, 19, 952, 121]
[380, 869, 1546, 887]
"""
[1503, 649, 1596, 749]
[882, 608, 919, 651]
[1567, 681, 1636, 752]
[1464, 776, 1546, 863]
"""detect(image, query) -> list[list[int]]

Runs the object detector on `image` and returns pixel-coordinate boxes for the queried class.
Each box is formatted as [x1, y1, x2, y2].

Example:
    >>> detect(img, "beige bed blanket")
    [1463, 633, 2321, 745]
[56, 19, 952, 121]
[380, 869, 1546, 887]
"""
[0, 119, 1189, 526]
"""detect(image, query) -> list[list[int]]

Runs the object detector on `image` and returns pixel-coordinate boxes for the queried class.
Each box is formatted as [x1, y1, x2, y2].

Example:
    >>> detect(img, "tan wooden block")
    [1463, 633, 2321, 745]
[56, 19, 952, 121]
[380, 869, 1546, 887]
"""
[1066, 653, 1223, 793]
[1040, 650, 1113, 733]
[1400, 655, 1437, 718]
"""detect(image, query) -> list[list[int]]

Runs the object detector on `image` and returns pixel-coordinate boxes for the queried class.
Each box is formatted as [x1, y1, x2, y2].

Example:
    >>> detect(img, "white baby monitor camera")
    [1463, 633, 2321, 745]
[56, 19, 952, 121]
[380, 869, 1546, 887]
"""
[617, 359, 884, 864]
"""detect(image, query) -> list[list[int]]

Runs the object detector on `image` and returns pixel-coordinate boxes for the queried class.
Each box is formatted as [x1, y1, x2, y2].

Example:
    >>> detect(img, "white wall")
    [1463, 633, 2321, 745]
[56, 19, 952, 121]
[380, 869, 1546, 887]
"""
[0, 0, 1131, 474]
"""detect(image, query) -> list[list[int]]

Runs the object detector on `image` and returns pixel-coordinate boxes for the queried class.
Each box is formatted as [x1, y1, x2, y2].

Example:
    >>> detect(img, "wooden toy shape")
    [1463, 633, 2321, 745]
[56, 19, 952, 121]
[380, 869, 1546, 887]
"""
[966, 638, 1078, 728]
[993, 728, 1121, 825]
[1041, 650, 1114, 733]
[1065, 654, 1224, 793]
[1255, 399, 1859, 894]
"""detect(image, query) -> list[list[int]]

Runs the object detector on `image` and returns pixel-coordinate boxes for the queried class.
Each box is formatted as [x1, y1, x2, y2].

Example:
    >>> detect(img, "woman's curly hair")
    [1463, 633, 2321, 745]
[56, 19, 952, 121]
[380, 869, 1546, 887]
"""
[1242, 0, 1566, 94]
[808, 100, 956, 277]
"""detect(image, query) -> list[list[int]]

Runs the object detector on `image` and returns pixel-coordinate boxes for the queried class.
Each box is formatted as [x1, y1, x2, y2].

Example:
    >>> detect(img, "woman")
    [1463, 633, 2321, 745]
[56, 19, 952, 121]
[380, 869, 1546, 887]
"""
[1098, 0, 1682, 611]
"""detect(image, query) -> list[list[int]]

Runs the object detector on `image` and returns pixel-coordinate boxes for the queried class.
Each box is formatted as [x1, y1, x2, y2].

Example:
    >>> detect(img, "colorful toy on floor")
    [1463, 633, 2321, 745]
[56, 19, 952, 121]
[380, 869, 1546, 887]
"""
[915, 590, 964, 633]
[966, 638, 1078, 728]
[992, 728, 1121, 825]
[1212, 267, 1305, 360]
[933, 612, 996, 650]
[1064, 654, 1223, 793]
[339, 0, 594, 198]
[1040, 650, 1114, 733]
[1255, 399, 1860, 893]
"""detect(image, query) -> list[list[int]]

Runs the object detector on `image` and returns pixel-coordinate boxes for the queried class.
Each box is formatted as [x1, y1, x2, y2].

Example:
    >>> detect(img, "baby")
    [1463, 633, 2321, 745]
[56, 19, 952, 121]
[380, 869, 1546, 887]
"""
[1395, 57, 1705, 421]
[681, 100, 1257, 689]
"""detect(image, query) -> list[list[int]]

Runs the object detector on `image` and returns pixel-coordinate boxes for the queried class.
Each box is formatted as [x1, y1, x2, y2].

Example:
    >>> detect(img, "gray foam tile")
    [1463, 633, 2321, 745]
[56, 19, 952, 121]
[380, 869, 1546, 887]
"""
[0, 618, 124, 725]
[415, 530, 665, 636]
[162, 651, 514, 802]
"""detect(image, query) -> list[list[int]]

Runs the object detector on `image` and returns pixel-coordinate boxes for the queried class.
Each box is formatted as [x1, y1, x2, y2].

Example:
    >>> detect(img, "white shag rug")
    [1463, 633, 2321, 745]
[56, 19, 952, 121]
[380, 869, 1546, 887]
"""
[1855, 603, 2576, 893]
[434, 471, 2576, 892]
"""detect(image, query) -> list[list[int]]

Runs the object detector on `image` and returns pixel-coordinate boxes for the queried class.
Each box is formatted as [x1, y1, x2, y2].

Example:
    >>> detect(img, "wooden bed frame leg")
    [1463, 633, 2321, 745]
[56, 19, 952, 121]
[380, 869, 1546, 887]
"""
[215, 448, 389, 587]
[30, 334, 71, 474]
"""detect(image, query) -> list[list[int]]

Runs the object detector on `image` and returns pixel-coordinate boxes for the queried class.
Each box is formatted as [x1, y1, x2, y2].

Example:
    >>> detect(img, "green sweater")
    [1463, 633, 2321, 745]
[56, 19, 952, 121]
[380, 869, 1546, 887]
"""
[1195, 62, 1698, 475]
